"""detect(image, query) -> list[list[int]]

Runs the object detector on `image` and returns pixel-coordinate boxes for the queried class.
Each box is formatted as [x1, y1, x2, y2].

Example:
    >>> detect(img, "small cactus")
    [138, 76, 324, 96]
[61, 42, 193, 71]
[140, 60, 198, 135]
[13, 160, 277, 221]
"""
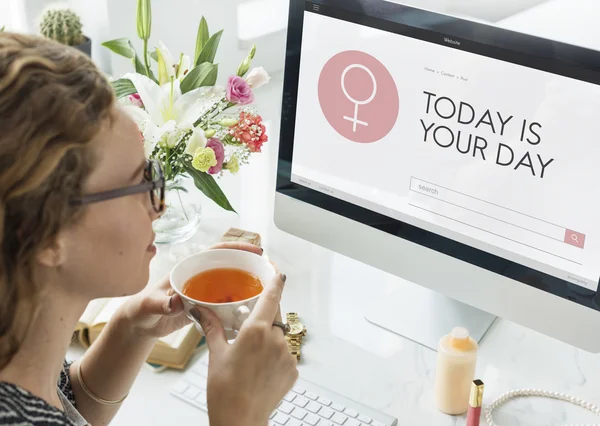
[39, 8, 85, 46]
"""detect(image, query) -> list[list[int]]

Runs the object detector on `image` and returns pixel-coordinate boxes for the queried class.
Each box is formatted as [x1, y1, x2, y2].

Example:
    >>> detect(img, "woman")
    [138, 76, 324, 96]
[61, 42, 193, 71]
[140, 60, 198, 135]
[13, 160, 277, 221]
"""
[0, 32, 298, 426]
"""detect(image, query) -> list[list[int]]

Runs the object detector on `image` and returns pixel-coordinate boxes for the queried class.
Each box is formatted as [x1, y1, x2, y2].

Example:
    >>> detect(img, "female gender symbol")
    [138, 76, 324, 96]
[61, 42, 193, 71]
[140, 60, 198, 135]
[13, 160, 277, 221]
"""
[341, 64, 378, 132]
[318, 50, 398, 143]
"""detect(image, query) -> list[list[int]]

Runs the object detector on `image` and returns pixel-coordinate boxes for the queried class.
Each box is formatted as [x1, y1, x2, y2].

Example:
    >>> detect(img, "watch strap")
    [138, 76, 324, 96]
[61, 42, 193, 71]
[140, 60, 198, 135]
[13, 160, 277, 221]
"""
[285, 313, 303, 360]
[287, 337, 302, 360]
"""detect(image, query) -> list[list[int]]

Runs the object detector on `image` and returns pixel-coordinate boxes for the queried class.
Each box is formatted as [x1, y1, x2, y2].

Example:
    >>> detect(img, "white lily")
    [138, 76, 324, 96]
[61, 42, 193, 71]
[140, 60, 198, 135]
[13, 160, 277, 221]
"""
[176, 54, 191, 79]
[123, 72, 220, 157]
[209, 84, 225, 97]
[155, 41, 192, 83]
[185, 127, 207, 156]
[155, 41, 176, 85]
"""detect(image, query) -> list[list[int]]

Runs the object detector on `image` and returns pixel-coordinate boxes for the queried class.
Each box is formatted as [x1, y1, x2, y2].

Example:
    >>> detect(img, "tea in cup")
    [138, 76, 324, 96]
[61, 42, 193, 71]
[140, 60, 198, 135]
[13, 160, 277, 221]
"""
[170, 248, 276, 335]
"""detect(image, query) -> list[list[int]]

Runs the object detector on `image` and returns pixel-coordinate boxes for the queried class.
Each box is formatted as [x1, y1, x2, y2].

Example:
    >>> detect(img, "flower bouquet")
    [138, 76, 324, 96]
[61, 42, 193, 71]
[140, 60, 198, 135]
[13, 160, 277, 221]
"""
[102, 0, 269, 242]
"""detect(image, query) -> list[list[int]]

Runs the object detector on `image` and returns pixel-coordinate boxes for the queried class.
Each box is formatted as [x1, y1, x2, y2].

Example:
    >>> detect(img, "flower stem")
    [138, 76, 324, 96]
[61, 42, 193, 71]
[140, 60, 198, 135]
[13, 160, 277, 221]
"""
[176, 189, 189, 221]
[196, 97, 230, 127]
[143, 39, 151, 77]
[165, 147, 173, 180]
[210, 99, 235, 120]
[164, 133, 190, 164]
[169, 78, 175, 118]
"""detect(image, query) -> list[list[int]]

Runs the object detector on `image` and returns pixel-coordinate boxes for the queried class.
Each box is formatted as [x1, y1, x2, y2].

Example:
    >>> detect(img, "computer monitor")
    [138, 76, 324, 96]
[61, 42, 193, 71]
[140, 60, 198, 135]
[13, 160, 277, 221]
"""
[274, 0, 600, 353]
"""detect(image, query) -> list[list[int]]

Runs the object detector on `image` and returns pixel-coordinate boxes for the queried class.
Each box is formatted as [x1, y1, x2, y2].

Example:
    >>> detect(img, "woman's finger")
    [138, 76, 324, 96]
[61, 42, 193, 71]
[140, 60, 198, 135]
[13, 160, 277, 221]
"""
[208, 241, 263, 255]
[168, 294, 186, 316]
[250, 274, 286, 323]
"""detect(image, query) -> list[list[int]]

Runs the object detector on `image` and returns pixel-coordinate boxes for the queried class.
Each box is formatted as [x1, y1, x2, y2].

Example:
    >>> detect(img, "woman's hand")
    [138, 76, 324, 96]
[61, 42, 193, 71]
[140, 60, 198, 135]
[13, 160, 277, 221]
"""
[115, 273, 190, 339]
[117, 241, 264, 339]
[192, 273, 298, 426]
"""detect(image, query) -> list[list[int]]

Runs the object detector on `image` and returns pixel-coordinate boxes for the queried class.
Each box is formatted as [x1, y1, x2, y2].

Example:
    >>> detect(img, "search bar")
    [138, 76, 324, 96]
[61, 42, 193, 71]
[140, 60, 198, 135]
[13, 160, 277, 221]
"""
[409, 177, 585, 262]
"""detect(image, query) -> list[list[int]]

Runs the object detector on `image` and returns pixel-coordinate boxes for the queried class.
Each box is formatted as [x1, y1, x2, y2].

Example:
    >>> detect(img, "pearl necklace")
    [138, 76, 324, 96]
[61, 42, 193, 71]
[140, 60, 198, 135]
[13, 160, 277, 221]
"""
[485, 389, 600, 426]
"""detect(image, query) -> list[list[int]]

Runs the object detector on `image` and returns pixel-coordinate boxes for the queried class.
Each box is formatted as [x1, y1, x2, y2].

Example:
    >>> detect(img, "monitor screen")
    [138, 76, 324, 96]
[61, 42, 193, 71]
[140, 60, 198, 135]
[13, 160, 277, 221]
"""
[277, 0, 600, 311]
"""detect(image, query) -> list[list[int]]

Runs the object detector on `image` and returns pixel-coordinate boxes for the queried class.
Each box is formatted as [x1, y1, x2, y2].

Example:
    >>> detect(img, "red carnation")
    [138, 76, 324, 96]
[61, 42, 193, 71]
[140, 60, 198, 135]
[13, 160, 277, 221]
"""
[230, 112, 268, 153]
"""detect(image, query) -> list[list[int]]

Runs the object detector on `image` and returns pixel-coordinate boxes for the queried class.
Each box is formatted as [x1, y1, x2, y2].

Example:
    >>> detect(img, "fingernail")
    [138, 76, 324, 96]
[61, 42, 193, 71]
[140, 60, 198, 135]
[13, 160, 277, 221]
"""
[168, 295, 174, 311]
[189, 308, 201, 322]
[280, 273, 287, 283]
[260, 247, 264, 254]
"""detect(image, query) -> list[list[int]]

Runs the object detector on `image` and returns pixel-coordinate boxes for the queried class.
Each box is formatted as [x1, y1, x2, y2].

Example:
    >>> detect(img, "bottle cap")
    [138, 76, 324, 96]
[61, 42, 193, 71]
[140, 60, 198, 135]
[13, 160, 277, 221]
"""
[450, 326, 473, 351]
[469, 379, 485, 407]
[451, 327, 469, 340]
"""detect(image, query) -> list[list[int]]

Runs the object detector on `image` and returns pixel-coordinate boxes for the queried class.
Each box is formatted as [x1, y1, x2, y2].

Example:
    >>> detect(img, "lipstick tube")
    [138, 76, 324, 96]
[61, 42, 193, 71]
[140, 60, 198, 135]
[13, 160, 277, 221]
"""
[467, 379, 484, 426]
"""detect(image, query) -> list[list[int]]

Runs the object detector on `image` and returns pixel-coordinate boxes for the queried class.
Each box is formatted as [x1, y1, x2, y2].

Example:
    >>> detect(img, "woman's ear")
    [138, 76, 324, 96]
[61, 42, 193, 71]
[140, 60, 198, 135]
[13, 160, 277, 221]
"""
[36, 236, 67, 268]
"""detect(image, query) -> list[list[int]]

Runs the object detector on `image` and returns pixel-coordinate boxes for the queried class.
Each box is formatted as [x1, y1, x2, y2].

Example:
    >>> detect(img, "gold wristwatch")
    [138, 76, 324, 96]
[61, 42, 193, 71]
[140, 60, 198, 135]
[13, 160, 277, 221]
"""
[285, 312, 306, 360]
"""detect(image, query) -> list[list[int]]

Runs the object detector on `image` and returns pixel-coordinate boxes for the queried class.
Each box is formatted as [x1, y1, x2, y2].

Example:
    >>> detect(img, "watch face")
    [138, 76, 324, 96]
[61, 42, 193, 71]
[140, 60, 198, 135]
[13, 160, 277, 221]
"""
[289, 323, 304, 335]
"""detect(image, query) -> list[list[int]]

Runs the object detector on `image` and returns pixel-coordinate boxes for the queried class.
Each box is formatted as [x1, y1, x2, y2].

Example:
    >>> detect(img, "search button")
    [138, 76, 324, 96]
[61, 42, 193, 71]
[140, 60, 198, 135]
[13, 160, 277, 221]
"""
[565, 230, 585, 249]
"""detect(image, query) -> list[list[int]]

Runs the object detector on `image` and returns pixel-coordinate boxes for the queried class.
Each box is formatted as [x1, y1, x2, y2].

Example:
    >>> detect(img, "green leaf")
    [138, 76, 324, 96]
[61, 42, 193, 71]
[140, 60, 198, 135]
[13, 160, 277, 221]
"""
[182, 160, 236, 213]
[103, 38, 156, 81]
[180, 63, 218, 94]
[102, 38, 135, 59]
[166, 185, 188, 193]
[128, 40, 157, 82]
[111, 78, 137, 99]
[150, 50, 158, 61]
[195, 29, 223, 66]
[194, 17, 210, 65]
[133, 54, 147, 75]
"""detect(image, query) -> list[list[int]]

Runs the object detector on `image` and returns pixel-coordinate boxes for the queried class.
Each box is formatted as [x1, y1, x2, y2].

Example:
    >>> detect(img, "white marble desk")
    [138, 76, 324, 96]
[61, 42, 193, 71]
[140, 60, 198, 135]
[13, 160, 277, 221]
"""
[67, 204, 600, 426]
[67, 2, 600, 424]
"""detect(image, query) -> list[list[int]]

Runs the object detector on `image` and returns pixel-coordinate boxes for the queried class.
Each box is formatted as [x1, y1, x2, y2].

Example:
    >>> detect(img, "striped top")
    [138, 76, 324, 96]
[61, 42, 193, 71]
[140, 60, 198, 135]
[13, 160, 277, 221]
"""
[0, 360, 79, 425]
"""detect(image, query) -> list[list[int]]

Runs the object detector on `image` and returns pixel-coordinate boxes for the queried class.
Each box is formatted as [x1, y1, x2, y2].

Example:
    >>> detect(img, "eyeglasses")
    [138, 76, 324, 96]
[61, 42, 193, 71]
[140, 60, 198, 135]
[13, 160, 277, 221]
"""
[70, 159, 165, 213]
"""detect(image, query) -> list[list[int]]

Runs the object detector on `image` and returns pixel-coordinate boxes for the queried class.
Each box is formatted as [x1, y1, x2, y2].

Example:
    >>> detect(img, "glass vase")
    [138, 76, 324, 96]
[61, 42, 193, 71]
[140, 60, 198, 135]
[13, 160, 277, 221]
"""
[153, 177, 202, 245]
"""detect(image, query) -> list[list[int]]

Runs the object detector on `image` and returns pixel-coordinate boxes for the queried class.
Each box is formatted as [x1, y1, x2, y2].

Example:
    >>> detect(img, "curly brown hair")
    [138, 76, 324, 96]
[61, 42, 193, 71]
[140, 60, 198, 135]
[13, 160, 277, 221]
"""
[0, 32, 115, 369]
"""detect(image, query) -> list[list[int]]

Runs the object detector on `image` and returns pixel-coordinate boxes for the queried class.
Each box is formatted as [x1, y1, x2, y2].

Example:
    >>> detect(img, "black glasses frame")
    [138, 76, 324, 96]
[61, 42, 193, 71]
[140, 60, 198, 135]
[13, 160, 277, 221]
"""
[70, 159, 165, 213]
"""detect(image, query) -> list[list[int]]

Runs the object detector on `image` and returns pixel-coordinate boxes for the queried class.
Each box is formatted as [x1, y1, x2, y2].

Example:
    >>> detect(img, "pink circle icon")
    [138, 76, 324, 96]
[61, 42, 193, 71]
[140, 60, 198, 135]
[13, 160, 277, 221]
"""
[318, 50, 399, 143]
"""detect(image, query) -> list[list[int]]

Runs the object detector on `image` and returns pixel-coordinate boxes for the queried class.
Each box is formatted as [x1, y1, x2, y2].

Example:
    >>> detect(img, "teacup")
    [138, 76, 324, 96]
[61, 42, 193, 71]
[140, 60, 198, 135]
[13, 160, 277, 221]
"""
[170, 248, 276, 336]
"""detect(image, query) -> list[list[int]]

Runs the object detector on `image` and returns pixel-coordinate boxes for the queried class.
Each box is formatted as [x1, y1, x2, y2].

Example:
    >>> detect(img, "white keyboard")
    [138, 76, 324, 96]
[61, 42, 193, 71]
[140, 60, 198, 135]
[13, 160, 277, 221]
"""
[171, 352, 398, 426]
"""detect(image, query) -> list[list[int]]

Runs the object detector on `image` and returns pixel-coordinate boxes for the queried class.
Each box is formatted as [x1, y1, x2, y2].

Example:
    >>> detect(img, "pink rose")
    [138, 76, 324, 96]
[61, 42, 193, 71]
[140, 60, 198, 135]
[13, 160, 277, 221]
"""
[128, 93, 144, 108]
[226, 75, 254, 105]
[206, 138, 225, 174]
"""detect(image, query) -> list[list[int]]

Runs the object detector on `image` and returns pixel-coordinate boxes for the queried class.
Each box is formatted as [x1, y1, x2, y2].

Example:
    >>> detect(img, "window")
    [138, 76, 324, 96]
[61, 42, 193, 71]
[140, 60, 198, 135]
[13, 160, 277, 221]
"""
[0, 0, 26, 32]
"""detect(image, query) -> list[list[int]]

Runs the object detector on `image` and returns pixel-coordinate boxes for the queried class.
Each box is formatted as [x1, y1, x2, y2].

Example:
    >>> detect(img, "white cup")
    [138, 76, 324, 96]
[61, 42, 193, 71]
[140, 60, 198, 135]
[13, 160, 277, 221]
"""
[170, 249, 276, 336]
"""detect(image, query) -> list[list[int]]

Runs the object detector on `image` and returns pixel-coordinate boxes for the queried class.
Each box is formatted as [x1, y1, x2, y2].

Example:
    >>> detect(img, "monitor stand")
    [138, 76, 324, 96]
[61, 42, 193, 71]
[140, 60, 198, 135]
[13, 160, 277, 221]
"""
[364, 279, 497, 351]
